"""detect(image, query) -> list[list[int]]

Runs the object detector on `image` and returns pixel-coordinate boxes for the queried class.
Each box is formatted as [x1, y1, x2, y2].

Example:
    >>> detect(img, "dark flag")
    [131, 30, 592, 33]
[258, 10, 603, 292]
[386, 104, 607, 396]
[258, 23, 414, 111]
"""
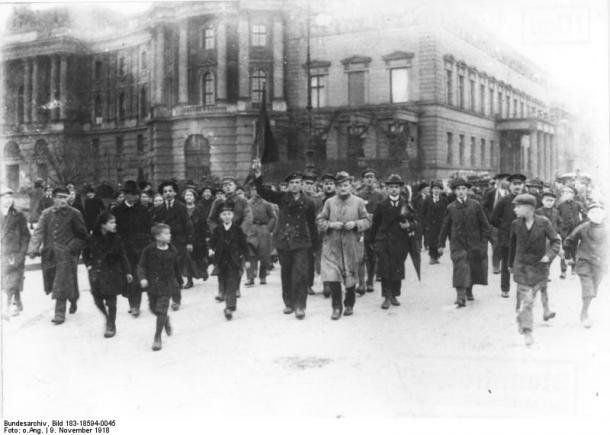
[253, 85, 279, 163]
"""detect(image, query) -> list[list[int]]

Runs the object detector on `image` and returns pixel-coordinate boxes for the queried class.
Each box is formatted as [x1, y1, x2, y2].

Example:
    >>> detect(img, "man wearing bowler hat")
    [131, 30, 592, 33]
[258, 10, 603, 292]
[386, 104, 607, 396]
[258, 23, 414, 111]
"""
[439, 178, 491, 307]
[252, 161, 318, 319]
[112, 180, 152, 316]
[28, 186, 88, 323]
[420, 180, 449, 264]
[151, 180, 194, 310]
[490, 173, 526, 298]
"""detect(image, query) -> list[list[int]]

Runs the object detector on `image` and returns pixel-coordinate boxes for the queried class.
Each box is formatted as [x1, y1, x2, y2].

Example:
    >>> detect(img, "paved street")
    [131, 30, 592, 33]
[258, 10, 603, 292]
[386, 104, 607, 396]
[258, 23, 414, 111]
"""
[2, 253, 609, 426]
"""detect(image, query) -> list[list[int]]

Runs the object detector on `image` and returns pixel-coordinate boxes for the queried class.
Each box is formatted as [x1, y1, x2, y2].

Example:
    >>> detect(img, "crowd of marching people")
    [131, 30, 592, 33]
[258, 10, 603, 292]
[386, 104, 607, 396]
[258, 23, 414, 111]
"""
[1, 159, 607, 350]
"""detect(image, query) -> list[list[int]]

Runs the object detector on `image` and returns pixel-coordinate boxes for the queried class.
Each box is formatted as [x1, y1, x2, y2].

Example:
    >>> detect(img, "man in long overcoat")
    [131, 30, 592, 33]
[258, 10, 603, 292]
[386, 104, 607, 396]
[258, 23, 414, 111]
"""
[2, 188, 30, 316]
[317, 172, 370, 320]
[369, 174, 415, 309]
[439, 178, 491, 307]
[151, 180, 194, 310]
[481, 173, 509, 274]
[28, 186, 88, 323]
[420, 180, 448, 265]
[252, 163, 318, 320]
[112, 180, 152, 316]
[245, 185, 276, 286]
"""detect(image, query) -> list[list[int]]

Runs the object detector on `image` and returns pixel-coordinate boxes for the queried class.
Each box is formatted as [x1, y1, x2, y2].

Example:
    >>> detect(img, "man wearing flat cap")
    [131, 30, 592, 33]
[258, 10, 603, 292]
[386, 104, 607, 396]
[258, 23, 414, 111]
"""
[490, 173, 526, 298]
[28, 186, 88, 324]
[509, 193, 561, 346]
[356, 168, 385, 294]
[439, 178, 491, 307]
[317, 171, 370, 319]
[113, 180, 152, 316]
[1, 188, 30, 317]
[482, 173, 509, 274]
[252, 160, 318, 319]
[152, 180, 194, 310]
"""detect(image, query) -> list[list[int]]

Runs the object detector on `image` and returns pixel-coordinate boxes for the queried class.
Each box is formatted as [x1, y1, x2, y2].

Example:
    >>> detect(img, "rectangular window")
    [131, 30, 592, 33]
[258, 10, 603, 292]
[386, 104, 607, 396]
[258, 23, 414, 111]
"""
[252, 24, 267, 46]
[201, 27, 215, 50]
[6, 164, 19, 190]
[446, 70, 453, 105]
[446, 132, 453, 164]
[497, 92, 503, 116]
[489, 89, 494, 115]
[390, 67, 409, 103]
[137, 134, 144, 153]
[118, 56, 125, 77]
[458, 75, 464, 108]
[481, 138, 486, 167]
[469, 79, 475, 111]
[348, 71, 365, 106]
[480, 84, 486, 115]
[116, 136, 123, 158]
[513, 98, 518, 117]
[459, 134, 465, 166]
[490, 139, 495, 164]
[520, 101, 525, 117]
[506, 95, 511, 118]
[140, 87, 147, 119]
[470, 136, 476, 166]
[94, 60, 103, 80]
[311, 75, 327, 108]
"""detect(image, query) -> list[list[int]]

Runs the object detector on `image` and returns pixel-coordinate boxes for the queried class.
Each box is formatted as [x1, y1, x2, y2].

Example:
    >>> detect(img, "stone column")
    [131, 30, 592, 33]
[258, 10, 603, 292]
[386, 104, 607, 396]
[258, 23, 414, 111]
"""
[550, 134, 557, 177]
[216, 18, 227, 101]
[59, 55, 68, 119]
[50, 55, 58, 121]
[178, 24, 188, 104]
[154, 26, 166, 105]
[272, 18, 284, 101]
[31, 57, 39, 123]
[24, 59, 31, 123]
[238, 14, 250, 101]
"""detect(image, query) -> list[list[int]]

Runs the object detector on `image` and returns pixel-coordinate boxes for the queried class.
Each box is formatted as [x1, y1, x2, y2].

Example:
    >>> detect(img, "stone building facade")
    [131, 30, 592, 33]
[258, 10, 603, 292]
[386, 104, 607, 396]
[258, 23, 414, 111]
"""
[1, 1, 577, 190]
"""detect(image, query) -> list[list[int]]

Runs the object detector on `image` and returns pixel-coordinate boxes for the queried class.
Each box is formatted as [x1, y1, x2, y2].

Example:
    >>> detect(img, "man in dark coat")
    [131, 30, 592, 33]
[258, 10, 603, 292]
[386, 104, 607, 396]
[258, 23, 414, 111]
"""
[369, 175, 416, 309]
[420, 180, 448, 264]
[36, 185, 55, 218]
[509, 194, 561, 346]
[481, 173, 509, 274]
[112, 180, 152, 317]
[252, 161, 318, 320]
[490, 173, 525, 298]
[439, 178, 491, 307]
[356, 168, 385, 294]
[1, 188, 30, 317]
[28, 186, 88, 324]
[557, 184, 585, 278]
[28, 178, 45, 228]
[151, 180, 194, 311]
[83, 186, 106, 233]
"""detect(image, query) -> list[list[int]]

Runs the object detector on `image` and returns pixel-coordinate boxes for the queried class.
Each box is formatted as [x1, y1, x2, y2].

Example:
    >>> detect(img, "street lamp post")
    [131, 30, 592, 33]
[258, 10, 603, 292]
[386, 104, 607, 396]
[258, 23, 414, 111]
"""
[305, 2, 314, 173]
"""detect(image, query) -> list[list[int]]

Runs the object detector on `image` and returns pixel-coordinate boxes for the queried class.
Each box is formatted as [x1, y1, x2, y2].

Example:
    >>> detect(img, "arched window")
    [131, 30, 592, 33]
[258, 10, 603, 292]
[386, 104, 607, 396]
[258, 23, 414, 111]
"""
[3, 141, 20, 160]
[251, 69, 267, 104]
[184, 134, 210, 181]
[201, 72, 215, 107]
[17, 86, 25, 123]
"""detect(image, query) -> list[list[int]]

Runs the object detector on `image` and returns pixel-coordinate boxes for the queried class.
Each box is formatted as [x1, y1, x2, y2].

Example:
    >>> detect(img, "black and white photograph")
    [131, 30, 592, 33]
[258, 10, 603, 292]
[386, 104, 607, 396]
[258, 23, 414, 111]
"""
[1, 0, 609, 433]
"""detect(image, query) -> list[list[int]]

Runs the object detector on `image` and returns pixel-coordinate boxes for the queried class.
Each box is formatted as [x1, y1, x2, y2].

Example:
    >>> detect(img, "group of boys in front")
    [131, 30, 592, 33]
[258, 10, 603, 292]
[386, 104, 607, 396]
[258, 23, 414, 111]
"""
[2, 160, 606, 350]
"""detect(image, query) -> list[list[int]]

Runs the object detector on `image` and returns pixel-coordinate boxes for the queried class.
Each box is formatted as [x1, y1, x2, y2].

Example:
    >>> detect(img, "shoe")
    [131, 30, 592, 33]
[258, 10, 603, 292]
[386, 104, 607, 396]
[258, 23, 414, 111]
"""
[331, 309, 342, 320]
[236, 290, 241, 298]
[455, 300, 466, 308]
[171, 302, 180, 311]
[131, 307, 140, 318]
[104, 324, 116, 338]
[245, 279, 255, 287]
[215, 294, 225, 302]
[283, 306, 294, 315]
[560, 272, 566, 279]
[343, 307, 354, 316]
[128, 307, 133, 314]
[9, 305, 20, 317]
[224, 309, 233, 320]
[582, 317, 592, 328]
[164, 317, 172, 336]
[381, 298, 391, 310]
[15, 300, 23, 312]
[152, 335, 162, 351]
[466, 294, 474, 301]
[390, 296, 400, 306]
[356, 287, 366, 296]
[501, 291, 509, 298]
[51, 318, 64, 325]
[524, 332, 534, 346]
[308, 287, 315, 295]
[543, 311, 556, 321]
[183, 279, 194, 289]
[229, 307, 237, 312]
[376, 276, 382, 282]
[69, 301, 77, 314]
[260, 278, 266, 285]
[493, 268, 501, 274]
[322, 286, 331, 298]
[366, 285, 374, 293]
[295, 308, 305, 319]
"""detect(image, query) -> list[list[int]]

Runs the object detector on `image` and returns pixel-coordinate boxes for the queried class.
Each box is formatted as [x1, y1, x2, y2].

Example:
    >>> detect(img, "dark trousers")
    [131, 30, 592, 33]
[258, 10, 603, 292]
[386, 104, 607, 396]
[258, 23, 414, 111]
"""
[490, 227, 502, 271]
[381, 279, 401, 297]
[328, 282, 356, 311]
[364, 238, 377, 286]
[278, 248, 310, 310]
[219, 267, 241, 310]
[93, 294, 117, 325]
[456, 287, 473, 302]
[247, 256, 268, 281]
[560, 245, 576, 273]
[307, 249, 316, 287]
[500, 246, 511, 293]
[171, 289, 182, 305]
[429, 246, 441, 260]
[54, 298, 67, 321]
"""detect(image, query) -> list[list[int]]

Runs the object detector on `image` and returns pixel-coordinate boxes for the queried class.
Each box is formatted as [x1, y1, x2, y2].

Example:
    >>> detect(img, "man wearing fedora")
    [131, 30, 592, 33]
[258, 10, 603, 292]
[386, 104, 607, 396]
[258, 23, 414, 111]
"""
[490, 173, 526, 298]
[439, 178, 491, 307]
[112, 180, 152, 317]
[317, 171, 370, 320]
[252, 161, 318, 319]
[28, 186, 88, 323]
[420, 180, 449, 265]
[356, 168, 385, 294]
[369, 174, 414, 309]
[152, 180, 194, 311]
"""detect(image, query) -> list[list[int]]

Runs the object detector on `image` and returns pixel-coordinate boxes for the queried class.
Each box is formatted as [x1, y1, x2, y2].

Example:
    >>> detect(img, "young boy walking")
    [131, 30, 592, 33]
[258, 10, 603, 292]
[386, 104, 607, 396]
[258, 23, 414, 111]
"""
[209, 204, 251, 320]
[138, 224, 183, 351]
[509, 194, 561, 346]
[563, 203, 608, 328]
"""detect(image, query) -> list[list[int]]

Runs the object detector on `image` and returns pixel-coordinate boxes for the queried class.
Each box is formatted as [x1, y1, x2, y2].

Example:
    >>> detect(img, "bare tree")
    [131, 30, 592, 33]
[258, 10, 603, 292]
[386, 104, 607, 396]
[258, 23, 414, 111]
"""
[33, 139, 92, 186]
